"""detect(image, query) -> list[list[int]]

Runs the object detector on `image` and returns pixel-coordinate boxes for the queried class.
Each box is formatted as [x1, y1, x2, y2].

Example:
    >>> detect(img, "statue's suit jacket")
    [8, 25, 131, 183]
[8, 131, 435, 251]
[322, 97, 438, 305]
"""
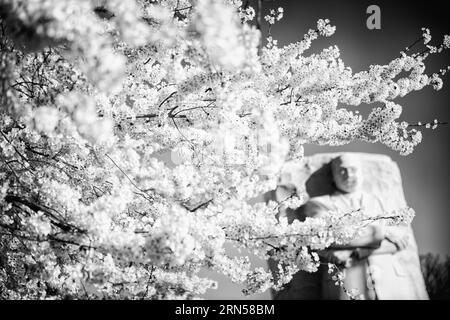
[303, 191, 428, 300]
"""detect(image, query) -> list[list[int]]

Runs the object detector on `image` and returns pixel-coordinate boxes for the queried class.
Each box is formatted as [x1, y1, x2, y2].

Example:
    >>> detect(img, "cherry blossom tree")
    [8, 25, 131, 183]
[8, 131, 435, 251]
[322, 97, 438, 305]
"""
[0, 0, 447, 299]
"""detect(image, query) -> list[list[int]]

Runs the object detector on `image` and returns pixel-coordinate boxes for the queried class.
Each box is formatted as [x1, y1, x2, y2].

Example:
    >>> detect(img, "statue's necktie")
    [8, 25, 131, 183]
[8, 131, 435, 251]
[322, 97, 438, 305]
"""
[349, 192, 363, 209]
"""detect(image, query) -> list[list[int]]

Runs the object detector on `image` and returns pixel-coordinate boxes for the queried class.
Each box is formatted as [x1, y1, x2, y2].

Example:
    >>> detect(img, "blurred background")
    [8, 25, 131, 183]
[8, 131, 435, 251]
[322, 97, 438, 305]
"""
[201, 0, 450, 299]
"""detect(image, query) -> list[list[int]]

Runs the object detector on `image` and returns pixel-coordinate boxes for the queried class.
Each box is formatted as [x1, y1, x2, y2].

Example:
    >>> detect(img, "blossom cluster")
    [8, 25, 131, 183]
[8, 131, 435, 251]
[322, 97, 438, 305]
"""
[264, 7, 283, 25]
[0, 0, 447, 299]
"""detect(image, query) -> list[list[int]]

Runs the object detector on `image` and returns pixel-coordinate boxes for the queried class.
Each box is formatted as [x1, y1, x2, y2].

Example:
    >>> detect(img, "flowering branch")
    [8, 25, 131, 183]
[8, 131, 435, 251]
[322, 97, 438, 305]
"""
[0, 0, 446, 299]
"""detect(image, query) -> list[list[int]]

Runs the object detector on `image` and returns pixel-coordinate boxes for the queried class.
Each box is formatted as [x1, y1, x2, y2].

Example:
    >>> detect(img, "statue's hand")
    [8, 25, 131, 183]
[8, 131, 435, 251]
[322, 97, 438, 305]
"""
[385, 230, 409, 250]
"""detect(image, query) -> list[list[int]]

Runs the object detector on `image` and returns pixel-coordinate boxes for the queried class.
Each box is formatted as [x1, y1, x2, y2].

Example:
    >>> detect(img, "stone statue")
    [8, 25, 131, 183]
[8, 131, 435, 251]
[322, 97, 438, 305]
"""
[267, 153, 429, 300]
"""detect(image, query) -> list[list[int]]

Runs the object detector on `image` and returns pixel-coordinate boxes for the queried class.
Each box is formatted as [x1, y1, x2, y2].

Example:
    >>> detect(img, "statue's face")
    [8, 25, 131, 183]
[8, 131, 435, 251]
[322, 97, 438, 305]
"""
[331, 155, 363, 193]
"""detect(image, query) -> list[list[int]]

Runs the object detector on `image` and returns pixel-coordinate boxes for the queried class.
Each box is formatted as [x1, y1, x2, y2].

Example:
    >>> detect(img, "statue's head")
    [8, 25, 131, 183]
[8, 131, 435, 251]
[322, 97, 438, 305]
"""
[331, 154, 363, 193]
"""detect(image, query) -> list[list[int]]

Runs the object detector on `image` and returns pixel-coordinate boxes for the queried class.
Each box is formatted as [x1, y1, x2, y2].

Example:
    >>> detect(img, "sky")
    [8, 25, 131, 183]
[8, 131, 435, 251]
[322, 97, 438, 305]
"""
[202, 0, 450, 299]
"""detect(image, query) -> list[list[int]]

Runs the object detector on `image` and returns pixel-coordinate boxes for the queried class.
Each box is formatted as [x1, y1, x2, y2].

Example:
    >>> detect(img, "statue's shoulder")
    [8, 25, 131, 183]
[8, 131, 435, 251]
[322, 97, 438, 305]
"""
[300, 195, 334, 218]
[306, 194, 334, 211]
